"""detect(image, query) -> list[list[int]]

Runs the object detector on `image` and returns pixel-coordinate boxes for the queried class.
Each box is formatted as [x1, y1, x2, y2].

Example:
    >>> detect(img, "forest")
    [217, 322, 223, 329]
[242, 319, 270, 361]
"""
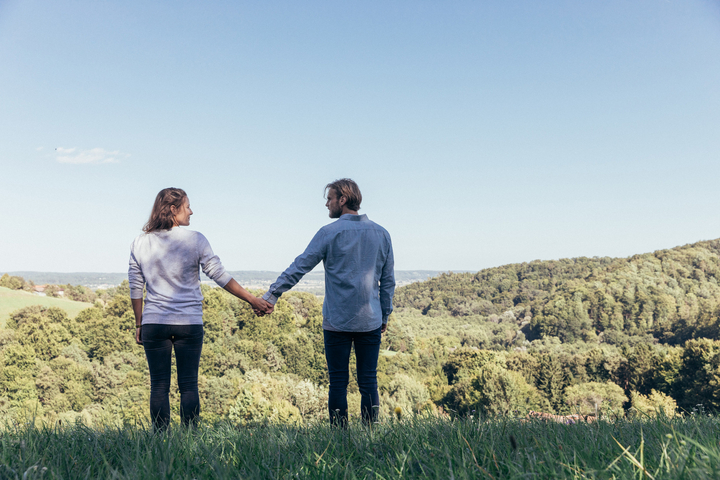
[3, 238, 720, 426]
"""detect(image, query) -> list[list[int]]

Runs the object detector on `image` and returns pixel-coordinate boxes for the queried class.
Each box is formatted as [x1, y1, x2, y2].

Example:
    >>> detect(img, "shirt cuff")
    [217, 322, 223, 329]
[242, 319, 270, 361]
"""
[262, 292, 278, 305]
[215, 272, 233, 288]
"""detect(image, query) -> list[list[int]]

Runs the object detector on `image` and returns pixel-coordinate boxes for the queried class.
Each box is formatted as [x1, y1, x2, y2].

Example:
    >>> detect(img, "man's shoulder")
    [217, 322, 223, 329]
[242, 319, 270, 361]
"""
[363, 218, 391, 238]
[322, 216, 391, 239]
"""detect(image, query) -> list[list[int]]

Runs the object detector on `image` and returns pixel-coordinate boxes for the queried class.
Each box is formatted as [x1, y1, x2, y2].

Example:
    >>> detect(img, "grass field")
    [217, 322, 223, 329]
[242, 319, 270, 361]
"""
[1, 416, 718, 479]
[0, 286, 92, 326]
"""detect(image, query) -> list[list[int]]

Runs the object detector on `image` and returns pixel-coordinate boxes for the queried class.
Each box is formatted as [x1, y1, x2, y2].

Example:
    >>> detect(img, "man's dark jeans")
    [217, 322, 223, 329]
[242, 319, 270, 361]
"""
[323, 327, 382, 427]
[142, 324, 204, 431]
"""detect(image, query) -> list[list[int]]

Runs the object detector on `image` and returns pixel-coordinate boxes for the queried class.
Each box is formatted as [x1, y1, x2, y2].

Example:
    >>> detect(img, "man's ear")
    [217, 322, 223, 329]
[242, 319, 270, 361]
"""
[338, 195, 347, 207]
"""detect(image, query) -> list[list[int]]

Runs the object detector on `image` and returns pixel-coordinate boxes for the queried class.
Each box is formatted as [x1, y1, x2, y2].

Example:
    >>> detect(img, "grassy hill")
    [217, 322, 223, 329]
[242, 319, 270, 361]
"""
[0, 286, 92, 326]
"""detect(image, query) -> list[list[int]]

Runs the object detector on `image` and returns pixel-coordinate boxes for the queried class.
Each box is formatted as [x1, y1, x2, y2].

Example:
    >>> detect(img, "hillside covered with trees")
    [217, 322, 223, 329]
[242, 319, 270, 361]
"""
[3, 239, 720, 426]
[395, 238, 720, 347]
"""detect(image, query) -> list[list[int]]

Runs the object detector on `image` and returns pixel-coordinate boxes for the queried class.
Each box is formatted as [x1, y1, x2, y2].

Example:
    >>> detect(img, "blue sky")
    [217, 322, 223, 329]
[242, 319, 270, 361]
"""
[1, 0, 719, 273]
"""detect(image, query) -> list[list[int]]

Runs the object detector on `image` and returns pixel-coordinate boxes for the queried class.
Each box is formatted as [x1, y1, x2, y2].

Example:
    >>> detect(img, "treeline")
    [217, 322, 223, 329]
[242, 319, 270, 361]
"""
[0, 274, 34, 292]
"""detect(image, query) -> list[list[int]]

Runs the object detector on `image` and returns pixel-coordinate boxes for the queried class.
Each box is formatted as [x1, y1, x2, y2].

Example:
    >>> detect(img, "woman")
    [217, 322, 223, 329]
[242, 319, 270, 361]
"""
[128, 187, 263, 431]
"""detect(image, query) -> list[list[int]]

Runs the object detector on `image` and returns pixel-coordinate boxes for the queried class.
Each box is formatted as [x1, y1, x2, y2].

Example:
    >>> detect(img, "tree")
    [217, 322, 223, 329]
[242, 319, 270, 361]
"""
[443, 363, 548, 416]
[0, 344, 39, 404]
[564, 381, 628, 416]
[442, 348, 503, 385]
[8, 307, 73, 361]
[629, 390, 677, 418]
[386, 373, 430, 413]
[676, 338, 720, 412]
[534, 353, 568, 413]
[0, 273, 29, 290]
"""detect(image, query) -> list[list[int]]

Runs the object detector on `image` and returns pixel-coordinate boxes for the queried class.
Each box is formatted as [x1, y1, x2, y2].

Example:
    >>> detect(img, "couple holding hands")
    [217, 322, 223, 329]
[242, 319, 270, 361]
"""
[128, 179, 395, 431]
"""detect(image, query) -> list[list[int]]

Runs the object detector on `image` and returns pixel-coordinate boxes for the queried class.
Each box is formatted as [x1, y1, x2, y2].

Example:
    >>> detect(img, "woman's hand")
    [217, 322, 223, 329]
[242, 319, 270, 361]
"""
[132, 298, 144, 345]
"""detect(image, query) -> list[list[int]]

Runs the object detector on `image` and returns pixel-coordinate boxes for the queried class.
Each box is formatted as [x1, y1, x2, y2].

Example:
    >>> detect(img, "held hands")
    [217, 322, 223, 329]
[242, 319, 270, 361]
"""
[257, 298, 274, 315]
[252, 297, 275, 317]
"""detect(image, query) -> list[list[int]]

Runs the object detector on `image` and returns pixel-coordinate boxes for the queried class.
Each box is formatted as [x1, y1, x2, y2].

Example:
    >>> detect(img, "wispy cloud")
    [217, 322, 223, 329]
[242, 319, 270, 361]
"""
[55, 147, 128, 164]
[36, 146, 44, 151]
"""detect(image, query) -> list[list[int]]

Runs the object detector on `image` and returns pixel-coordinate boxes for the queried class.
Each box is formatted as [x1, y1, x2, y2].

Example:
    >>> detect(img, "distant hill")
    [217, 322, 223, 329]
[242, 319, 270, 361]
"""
[6, 270, 449, 293]
[0, 286, 93, 326]
[6, 272, 127, 289]
[395, 239, 720, 346]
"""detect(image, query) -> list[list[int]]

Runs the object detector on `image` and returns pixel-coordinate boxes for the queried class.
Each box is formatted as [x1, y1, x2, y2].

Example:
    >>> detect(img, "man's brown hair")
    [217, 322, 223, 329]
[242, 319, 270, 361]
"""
[325, 178, 362, 211]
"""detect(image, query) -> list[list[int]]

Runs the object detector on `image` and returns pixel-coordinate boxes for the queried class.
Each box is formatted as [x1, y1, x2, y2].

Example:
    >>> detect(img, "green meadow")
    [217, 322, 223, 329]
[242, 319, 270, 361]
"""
[1, 416, 719, 479]
[0, 287, 92, 326]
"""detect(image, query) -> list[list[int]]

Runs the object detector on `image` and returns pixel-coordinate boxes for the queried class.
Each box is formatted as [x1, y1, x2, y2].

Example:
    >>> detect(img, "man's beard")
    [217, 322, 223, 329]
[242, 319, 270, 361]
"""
[329, 205, 343, 218]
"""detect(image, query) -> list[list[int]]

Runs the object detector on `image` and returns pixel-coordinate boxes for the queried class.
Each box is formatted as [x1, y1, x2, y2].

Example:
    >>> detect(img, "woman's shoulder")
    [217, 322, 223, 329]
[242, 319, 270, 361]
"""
[131, 228, 208, 247]
[130, 232, 149, 246]
[172, 228, 209, 244]
[179, 228, 204, 238]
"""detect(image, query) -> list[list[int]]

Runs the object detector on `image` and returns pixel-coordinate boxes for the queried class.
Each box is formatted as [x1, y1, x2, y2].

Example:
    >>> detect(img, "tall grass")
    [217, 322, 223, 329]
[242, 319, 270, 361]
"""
[1, 416, 719, 479]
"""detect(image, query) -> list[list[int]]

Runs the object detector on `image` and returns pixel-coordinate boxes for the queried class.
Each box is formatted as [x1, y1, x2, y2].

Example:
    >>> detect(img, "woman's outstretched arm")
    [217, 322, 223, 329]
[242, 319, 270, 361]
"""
[223, 279, 267, 315]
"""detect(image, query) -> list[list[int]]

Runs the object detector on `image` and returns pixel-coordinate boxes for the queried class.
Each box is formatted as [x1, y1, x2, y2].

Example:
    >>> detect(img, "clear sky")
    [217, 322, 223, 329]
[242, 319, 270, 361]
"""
[1, 0, 719, 273]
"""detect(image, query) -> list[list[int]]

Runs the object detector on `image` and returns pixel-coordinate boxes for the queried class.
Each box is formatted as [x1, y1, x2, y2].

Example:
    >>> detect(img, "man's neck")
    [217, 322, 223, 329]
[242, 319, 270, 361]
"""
[341, 207, 358, 216]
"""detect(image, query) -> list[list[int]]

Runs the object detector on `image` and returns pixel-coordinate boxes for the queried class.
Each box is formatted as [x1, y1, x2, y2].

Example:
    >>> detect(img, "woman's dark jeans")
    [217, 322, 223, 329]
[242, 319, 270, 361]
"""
[323, 327, 382, 427]
[141, 324, 204, 431]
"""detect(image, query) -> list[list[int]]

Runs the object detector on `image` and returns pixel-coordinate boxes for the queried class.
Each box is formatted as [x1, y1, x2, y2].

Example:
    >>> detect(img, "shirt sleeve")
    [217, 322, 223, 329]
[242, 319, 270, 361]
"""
[198, 234, 233, 288]
[263, 229, 327, 305]
[379, 235, 395, 323]
[128, 241, 146, 300]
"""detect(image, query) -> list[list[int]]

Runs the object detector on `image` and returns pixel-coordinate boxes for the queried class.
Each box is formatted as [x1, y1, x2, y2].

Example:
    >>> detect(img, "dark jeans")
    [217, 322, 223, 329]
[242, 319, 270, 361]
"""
[323, 327, 382, 427]
[142, 324, 204, 431]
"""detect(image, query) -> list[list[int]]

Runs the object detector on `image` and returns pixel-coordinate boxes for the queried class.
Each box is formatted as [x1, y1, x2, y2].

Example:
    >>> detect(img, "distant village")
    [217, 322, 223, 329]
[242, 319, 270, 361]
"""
[31, 284, 59, 297]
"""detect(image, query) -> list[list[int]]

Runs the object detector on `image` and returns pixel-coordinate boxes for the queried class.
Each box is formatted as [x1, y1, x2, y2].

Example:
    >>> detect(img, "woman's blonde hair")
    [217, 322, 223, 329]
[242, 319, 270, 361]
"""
[143, 188, 187, 233]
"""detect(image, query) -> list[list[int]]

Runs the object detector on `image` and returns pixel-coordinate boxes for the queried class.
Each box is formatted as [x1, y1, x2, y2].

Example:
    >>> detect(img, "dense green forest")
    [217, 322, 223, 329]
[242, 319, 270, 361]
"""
[3, 239, 720, 426]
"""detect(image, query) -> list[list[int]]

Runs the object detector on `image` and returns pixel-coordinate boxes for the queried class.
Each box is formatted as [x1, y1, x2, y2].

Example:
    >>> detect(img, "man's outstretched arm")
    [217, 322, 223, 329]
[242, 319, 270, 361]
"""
[262, 230, 327, 309]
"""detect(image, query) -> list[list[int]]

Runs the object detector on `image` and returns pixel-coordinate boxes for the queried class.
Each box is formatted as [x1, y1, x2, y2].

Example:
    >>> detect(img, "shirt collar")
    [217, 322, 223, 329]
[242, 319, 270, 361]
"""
[339, 213, 368, 222]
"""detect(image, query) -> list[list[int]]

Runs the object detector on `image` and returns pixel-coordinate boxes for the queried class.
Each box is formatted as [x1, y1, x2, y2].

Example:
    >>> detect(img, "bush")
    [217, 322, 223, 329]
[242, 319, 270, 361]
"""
[630, 389, 678, 418]
[565, 381, 628, 416]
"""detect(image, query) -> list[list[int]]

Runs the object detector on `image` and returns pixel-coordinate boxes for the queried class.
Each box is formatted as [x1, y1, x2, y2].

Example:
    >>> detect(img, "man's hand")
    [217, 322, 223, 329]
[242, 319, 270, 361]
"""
[381, 322, 387, 334]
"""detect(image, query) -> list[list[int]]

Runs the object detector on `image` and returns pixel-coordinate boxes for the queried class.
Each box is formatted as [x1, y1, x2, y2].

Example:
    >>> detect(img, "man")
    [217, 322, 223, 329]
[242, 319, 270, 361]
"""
[258, 178, 395, 426]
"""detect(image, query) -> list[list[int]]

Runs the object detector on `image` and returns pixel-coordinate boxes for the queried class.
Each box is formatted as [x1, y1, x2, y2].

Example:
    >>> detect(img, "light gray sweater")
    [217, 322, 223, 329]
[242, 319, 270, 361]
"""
[128, 227, 232, 325]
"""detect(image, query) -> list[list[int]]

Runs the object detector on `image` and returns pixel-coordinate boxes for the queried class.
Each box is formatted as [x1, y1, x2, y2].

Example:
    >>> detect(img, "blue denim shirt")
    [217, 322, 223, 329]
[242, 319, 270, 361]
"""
[263, 214, 395, 332]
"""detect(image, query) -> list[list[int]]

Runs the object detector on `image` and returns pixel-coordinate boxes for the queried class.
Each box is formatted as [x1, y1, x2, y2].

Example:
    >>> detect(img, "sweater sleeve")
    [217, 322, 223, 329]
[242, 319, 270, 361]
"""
[197, 233, 232, 288]
[128, 240, 146, 300]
